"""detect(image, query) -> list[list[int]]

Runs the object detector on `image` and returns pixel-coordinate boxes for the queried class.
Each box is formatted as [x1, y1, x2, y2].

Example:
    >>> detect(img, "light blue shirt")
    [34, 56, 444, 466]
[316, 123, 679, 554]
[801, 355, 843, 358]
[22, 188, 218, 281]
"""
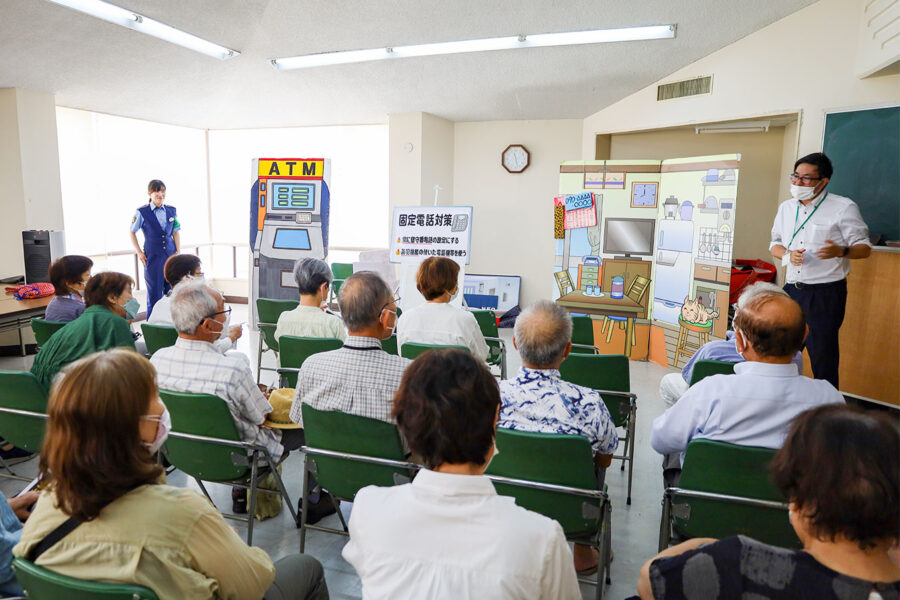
[130, 204, 181, 233]
[651, 361, 844, 463]
[681, 331, 804, 384]
[0, 491, 23, 588]
[498, 367, 618, 456]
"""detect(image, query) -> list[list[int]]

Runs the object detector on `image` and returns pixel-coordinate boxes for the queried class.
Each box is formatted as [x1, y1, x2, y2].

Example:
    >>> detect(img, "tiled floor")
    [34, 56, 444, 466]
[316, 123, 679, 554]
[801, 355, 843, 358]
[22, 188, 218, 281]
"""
[0, 305, 676, 599]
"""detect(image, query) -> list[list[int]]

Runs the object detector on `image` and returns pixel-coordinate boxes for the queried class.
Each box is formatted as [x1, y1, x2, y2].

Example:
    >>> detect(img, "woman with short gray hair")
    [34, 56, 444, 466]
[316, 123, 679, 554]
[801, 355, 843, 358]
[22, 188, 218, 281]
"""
[274, 258, 346, 343]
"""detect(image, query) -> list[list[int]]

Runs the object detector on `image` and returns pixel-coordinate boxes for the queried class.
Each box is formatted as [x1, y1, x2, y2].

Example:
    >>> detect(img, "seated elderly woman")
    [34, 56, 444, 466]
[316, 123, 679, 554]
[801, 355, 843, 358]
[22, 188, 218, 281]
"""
[30, 272, 136, 390]
[44, 255, 93, 322]
[14, 349, 329, 600]
[275, 258, 345, 342]
[342, 348, 580, 598]
[148, 253, 242, 354]
[637, 403, 900, 599]
[396, 256, 488, 360]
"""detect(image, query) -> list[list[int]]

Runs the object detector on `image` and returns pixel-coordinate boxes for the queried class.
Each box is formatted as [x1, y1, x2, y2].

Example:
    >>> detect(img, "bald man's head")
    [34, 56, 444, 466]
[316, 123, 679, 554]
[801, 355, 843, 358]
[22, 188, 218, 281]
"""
[733, 293, 806, 359]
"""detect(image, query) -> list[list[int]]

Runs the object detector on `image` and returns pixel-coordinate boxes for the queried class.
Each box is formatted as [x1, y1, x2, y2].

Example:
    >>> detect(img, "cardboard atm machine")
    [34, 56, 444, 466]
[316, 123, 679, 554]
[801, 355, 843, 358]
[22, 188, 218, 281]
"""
[250, 158, 331, 326]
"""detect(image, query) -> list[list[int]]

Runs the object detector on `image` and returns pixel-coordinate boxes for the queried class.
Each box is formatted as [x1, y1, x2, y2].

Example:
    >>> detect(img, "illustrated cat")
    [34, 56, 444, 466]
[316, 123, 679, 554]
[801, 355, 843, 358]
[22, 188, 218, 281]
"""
[680, 296, 719, 325]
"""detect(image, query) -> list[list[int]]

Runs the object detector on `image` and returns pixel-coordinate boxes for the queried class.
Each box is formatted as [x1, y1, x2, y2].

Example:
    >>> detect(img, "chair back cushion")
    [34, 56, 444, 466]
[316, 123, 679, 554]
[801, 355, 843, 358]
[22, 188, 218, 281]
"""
[140, 324, 178, 356]
[256, 298, 299, 352]
[399, 342, 468, 360]
[569, 315, 595, 347]
[278, 336, 343, 387]
[159, 389, 249, 482]
[301, 404, 409, 501]
[13, 558, 160, 600]
[486, 428, 601, 537]
[31, 318, 67, 348]
[0, 370, 48, 452]
[559, 354, 631, 427]
[673, 439, 798, 547]
[689, 359, 736, 386]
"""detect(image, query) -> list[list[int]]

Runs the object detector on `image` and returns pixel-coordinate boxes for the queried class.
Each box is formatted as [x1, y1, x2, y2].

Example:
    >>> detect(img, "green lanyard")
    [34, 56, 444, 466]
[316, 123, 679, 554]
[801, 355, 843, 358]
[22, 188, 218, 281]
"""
[789, 193, 827, 247]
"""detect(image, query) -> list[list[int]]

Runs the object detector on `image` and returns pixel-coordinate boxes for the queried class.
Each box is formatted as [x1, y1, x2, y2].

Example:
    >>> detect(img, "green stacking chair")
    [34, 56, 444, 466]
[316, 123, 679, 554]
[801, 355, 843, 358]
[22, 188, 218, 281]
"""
[470, 309, 508, 379]
[399, 342, 469, 360]
[659, 439, 797, 550]
[559, 353, 637, 505]
[255, 298, 299, 384]
[0, 370, 48, 483]
[486, 429, 612, 599]
[13, 558, 160, 600]
[299, 404, 418, 552]
[277, 335, 343, 388]
[159, 389, 296, 545]
[570, 315, 600, 354]
[381, 334, 399, 356]
[329, 263, 354, 308]
[689, 359, 736, 386]
[30, 318, 67, 349]
[140, 323, 178, 357]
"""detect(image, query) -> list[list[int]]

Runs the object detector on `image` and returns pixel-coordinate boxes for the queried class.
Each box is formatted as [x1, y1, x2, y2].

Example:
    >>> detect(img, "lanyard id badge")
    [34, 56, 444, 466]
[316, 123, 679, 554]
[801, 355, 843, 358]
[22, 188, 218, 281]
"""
[788, 193, 827, 248]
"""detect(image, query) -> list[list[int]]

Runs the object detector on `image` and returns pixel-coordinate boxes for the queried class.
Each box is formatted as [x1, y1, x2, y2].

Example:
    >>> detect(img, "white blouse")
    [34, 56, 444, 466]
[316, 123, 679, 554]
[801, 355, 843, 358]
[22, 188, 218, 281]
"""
[343, 469, 580, 600]
[396, 302, 489, 360]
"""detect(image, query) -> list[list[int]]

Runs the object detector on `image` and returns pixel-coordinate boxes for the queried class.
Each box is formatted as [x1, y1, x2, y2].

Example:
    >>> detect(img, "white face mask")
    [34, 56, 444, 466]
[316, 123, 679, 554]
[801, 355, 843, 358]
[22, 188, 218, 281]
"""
[790, 184, 819, 202]
[735, 329, 746, 359]
[142, 406, 171, 455]
[485, 440, 500, 469]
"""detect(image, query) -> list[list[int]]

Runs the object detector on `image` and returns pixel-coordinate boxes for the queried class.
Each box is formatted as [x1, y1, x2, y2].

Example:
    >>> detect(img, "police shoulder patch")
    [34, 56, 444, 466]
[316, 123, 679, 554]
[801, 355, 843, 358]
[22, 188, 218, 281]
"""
[131, 216, 137, 224]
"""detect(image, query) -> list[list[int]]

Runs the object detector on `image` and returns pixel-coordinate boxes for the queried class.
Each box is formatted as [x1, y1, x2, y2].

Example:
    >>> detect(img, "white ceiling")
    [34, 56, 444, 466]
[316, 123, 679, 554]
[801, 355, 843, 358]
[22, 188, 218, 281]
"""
[0, 0, 817, 130]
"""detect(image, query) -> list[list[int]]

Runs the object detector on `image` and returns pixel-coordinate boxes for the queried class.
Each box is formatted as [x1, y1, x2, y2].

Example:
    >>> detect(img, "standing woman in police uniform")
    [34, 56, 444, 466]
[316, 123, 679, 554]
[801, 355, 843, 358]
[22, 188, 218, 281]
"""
[129, 179, 180, 317]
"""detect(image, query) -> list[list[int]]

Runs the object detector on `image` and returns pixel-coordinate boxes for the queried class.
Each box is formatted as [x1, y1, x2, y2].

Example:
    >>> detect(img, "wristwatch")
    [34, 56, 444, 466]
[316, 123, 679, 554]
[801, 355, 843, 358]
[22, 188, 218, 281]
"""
[842, 246, 850, 257]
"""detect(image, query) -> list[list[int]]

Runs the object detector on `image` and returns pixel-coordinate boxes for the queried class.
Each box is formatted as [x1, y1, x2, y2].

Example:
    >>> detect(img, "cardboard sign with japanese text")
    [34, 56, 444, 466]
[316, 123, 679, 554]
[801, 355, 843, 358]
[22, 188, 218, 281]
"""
[390, 206, 473, 265]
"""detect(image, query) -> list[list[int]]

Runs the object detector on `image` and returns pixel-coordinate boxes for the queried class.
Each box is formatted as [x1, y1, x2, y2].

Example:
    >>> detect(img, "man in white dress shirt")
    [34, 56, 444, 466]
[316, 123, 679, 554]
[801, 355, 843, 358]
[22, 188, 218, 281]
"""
[651, 292, 844, 485]
[769, 152, 871, 389]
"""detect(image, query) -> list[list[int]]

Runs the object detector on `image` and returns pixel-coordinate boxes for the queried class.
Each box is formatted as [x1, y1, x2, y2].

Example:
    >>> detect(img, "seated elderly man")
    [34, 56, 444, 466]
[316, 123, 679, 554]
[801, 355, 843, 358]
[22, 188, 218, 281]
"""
[151, 280, 303, 513]
[275, 258, 345, 343]
[658, 282, 804, 407]
[651, 292, 844, 486]
[290, 271, 410, 520]
[498, 300, 618, 576]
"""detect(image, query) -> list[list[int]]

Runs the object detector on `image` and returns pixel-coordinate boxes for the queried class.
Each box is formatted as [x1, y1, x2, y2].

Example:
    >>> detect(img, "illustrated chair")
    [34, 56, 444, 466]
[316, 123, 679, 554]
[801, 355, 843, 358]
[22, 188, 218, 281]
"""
[299, 404, 418, 552]
[600, 275, 650, 350]
[673, 316, 713, 368]
[470, 309, 508, 378]
[688, 359, 735, 386]
[559, 353, 637, 505]
[399, 342, 468, 361]
[255, 298, 299, 384]
[659, 439, 797, 550]
[570, 315, 600, 354]
[30, 318, 66, 349]
[486, 428, 612, 600]
[0, 370, 49, 484]
[13, 558, 160, 600]
[140, 323, 178, 357]
[277, 335, 343, 388]
[554, 270, 574, 297]
[159, 389, 297, 545]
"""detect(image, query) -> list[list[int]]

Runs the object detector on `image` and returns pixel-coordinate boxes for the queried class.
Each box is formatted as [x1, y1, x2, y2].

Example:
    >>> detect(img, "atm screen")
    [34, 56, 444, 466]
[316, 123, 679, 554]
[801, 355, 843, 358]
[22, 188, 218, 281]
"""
[272, 183, 315, 210]
[272, 228, 312, 250]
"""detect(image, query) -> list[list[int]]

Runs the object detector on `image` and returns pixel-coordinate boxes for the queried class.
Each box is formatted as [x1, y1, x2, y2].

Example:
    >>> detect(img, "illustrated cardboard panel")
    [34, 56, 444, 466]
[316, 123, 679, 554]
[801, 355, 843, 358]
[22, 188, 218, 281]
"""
[553, 155, 741, 365]
[249, 158, 331, 326]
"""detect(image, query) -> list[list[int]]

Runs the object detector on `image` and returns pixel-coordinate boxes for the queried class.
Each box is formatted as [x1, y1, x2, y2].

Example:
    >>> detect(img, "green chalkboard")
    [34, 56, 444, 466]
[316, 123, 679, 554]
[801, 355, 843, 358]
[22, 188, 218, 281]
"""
[823, 106, 899, 243]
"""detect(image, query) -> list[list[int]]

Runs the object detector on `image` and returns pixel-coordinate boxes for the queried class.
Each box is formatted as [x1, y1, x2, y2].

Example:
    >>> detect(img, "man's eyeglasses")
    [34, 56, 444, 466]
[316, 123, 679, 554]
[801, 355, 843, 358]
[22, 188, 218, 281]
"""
[789, 173, 821, 184]
[200, 307, 232, 326]
[380, 296, 401, 314]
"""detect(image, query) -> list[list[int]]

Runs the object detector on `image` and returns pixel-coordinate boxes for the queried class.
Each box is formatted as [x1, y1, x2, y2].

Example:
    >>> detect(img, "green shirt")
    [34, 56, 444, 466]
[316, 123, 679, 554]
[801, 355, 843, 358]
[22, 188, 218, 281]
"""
[30, 305, 136, 390]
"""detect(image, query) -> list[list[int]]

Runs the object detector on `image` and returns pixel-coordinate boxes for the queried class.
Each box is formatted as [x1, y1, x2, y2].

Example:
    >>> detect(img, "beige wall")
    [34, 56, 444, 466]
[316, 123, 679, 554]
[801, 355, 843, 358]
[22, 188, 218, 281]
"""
[582, 0, 900, 162]
[453, 119, 582, 307]
[420, 113, 455, 206]
[609, 127, 787, 262]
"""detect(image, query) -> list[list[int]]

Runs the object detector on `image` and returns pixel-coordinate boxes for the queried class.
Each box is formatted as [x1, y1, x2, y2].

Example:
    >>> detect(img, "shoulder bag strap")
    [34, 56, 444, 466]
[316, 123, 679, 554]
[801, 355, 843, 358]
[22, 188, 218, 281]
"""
[27, 516, 82, 562]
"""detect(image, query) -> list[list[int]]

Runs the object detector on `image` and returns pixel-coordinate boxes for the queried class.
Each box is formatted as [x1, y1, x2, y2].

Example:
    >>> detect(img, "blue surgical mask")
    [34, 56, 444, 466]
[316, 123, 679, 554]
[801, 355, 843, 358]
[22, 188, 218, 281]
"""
[124, 298, 140, 320]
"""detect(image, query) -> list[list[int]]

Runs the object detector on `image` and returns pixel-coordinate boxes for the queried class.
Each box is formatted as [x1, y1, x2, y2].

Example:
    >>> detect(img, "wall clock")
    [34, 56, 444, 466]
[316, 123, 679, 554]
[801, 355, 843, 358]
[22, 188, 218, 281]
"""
[501, 144, 530, 174]
[631, 181, 659, 208]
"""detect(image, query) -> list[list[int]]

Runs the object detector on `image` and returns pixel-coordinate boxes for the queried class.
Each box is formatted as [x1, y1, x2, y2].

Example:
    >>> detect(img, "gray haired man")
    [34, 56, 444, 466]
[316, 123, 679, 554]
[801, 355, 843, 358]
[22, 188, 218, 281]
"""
[289, 271, 410, 524]
[275, 258, 346, 342]
[658, 282, 805, 407]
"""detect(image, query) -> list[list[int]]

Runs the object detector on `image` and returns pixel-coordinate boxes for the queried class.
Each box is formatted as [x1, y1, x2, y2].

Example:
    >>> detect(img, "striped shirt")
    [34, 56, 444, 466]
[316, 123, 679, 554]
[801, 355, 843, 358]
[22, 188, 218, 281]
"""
[290, 336, 410, 427]
[151, 338, 281, 457]
[499, 367, 619, 456]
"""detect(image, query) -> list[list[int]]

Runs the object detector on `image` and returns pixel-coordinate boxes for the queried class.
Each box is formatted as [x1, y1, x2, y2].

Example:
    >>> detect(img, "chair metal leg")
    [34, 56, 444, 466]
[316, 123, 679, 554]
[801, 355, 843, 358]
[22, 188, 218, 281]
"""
[332, 494, 348, 533]
[299, 452, 310, 553]
[500, 345, 507, 380]
[246, 451, 259, 546]
[256, 334, 264, 384]
[658, 492, 672, 551]
[194, 478, 215, 505]
[626, 404, 636, 505]
[0, 456, 17, 477]
[265, 453, 297, 523]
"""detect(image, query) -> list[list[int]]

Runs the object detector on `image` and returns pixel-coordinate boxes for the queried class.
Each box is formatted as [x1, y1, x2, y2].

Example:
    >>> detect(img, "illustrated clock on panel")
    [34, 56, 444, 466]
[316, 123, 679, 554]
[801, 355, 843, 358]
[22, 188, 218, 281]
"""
[631, 181, 659, 208]
[501, 144, 530, 174]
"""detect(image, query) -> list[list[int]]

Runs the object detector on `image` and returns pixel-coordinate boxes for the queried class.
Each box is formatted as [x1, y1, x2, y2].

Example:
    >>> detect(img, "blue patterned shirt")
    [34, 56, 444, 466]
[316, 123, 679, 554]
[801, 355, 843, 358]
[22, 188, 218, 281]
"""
[498, 367, 618, 456]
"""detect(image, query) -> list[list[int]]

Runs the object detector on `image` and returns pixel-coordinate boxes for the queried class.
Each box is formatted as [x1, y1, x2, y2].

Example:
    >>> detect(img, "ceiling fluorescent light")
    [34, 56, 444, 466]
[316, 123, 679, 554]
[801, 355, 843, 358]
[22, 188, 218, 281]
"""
[696, 121, 771, 134]
[44, 0, 239, 60]
[271, 25, 676, 70]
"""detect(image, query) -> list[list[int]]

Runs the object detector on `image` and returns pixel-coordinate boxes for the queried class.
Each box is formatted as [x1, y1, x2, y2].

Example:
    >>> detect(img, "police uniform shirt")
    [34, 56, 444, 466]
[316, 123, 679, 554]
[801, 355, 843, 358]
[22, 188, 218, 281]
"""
[769, 192, 870, 285]
[130, 204, 181, 234]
